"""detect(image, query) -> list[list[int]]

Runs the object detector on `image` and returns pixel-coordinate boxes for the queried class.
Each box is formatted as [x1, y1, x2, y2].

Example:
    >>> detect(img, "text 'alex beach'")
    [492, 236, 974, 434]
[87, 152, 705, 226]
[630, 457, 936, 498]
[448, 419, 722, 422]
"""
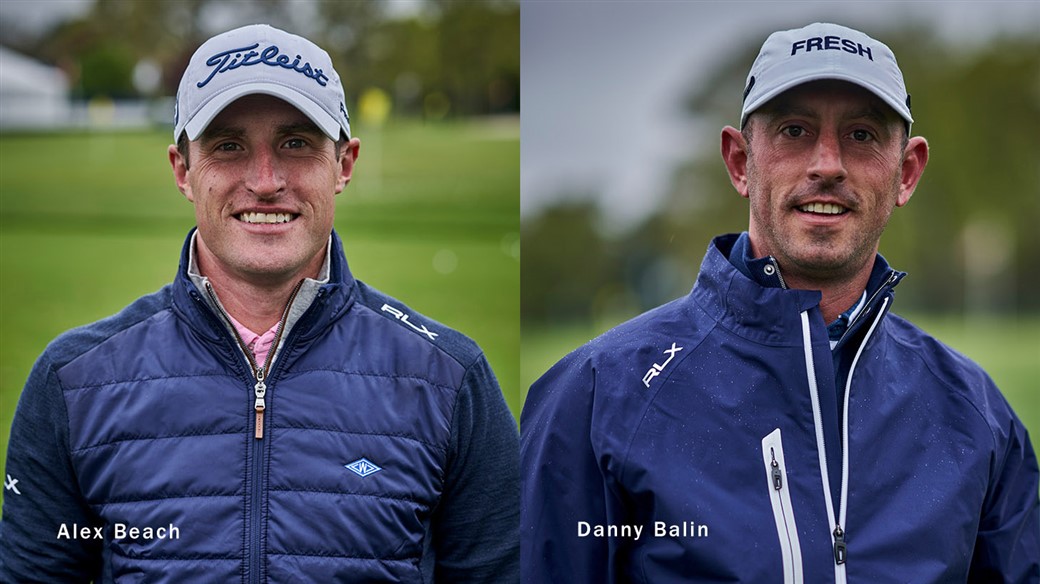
[57, 523, 181, 541]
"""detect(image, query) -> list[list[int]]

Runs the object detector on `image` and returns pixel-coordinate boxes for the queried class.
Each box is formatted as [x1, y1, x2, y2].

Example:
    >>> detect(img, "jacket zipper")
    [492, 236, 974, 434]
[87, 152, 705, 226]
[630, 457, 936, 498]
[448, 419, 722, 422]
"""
[835, 296, 890, 567]
[762, 429, 803, 584]
[834, 272, 898, 478]
[800, 295, 891, 582]
[204, 279, 305, 584]
[769, 257, 789, 290]
[834, 271, 898, 347]
[799, 311, 847, 582]
[204, 279, 304, 439]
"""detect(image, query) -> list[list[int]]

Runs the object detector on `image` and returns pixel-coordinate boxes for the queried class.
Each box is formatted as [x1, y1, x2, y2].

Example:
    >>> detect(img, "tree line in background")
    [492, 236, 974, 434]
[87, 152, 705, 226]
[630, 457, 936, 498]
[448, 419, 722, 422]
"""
[4, 6, 1035, 323]
[2, 0, 518, 119]
[523, 27, 1040, 324]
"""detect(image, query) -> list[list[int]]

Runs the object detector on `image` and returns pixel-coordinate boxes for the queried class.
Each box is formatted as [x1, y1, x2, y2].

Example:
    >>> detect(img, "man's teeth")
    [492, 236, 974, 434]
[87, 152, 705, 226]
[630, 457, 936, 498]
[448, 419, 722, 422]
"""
[799, 203, 846, 215]
[238, 212, 295, 224]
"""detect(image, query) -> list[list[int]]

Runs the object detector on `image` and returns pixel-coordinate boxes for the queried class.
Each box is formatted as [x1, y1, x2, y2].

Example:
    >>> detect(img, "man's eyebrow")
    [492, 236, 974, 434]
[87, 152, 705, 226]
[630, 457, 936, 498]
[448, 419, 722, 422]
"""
[197, 122, 325, 143]
[759, 103, 818, 123]
[198, 125, 246, 143]
[276, 122, 325, 137]
[845, 105, 896, 127]
[759, 102, 895, 127]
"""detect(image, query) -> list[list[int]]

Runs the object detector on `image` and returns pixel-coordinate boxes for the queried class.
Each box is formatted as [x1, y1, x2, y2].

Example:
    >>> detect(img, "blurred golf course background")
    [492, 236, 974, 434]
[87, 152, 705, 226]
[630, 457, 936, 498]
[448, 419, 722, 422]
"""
[0, 0, 520, 510]
[522, 4, 1039, 456]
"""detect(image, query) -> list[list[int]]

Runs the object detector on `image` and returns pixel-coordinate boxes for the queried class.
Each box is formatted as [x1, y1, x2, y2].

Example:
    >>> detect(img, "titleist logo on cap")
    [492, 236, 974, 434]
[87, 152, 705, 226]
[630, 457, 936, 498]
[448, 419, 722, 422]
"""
[196, 43, 330, 89]
[174, 24, 351, 142]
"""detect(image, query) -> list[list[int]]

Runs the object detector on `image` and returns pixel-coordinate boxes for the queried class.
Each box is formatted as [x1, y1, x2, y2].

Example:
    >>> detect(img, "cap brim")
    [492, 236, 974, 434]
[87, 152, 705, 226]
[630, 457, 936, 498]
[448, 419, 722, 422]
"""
[741, 72, 913, 128]
[182, 82, 344, 141]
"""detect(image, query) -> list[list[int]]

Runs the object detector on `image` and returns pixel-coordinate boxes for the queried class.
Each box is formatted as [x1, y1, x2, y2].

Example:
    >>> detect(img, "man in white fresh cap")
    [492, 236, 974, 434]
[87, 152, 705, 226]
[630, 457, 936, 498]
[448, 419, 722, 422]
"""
[522, 22, 1038, 582]
[1, 24, 519, 582]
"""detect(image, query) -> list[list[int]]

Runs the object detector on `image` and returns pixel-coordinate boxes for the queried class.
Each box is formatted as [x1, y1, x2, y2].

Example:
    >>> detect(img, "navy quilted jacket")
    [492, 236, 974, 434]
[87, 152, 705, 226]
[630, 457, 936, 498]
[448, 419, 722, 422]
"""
[521, 233, 1038, 583]
[1, 230, 519, 583]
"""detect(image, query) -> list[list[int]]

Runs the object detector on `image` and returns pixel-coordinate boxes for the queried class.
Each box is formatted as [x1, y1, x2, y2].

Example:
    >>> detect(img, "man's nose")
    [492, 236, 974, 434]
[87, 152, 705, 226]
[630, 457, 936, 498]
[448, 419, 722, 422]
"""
[245, 146, 287, 197]
[807, 132, 847, 184]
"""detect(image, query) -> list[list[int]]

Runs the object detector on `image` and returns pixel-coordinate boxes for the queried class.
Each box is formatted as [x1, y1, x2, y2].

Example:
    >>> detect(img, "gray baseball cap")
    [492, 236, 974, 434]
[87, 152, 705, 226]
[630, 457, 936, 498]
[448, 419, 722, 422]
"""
[740, 22, 913, 129]
[174, 24, 351, 142]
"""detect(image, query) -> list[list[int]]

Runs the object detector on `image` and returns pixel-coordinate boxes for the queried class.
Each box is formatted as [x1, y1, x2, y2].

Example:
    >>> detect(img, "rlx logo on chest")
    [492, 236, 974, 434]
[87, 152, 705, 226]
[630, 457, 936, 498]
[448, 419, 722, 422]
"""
[381, 304, 438, 341]
[642, 343, 683, 388]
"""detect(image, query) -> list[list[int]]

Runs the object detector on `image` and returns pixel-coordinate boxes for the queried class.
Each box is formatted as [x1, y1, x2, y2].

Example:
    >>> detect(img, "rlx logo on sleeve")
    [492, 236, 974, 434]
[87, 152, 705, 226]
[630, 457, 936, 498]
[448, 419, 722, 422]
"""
[4, 474, 20, 495]
[381, 304, 438, 341]
[642, 343, 683, 388]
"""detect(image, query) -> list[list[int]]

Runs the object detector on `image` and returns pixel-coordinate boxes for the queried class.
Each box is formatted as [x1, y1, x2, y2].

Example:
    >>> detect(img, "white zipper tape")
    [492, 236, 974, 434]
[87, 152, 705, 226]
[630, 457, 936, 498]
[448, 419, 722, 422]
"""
[762, 428, 804, 584]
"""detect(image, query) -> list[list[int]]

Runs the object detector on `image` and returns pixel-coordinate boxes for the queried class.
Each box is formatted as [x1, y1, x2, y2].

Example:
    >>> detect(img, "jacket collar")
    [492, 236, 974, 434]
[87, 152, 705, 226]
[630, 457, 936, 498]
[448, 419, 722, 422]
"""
[689, 233, 904, 346]
[171, 228, 357, 345]
[727, 231, 789, 290]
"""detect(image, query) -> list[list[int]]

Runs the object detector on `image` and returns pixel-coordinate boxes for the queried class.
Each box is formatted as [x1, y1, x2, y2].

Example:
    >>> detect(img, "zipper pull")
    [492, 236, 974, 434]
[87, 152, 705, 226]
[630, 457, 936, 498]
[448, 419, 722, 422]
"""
[254, 368, 267, 439]
[770, 448, 783, 490]
[833, 525, 847, 565]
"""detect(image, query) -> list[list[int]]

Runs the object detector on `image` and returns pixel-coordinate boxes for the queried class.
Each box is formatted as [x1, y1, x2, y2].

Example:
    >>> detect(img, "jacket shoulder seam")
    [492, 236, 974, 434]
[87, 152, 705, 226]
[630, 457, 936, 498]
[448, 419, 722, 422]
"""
[617, 317, 720, 485]
[885, 325, 999, 452]
[432, 357, 481, 512]
[352, 282, 483, 371]
[50, 291, 174, 374]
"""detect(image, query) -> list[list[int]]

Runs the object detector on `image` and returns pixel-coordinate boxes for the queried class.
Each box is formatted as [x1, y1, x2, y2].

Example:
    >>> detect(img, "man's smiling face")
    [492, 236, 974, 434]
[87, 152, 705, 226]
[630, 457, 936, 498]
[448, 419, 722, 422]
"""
[736, 80, 923, 284]
[172, 94, 357, 286]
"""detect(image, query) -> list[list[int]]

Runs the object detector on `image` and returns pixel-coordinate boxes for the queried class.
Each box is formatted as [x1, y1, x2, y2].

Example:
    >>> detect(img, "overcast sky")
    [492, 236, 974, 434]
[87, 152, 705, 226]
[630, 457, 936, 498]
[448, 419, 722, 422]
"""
[521, 0, 1040, 227]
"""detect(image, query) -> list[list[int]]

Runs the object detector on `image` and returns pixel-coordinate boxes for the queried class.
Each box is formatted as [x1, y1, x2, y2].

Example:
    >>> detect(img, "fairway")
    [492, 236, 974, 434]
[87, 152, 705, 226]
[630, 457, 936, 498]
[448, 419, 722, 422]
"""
[0, 121, 520, 510]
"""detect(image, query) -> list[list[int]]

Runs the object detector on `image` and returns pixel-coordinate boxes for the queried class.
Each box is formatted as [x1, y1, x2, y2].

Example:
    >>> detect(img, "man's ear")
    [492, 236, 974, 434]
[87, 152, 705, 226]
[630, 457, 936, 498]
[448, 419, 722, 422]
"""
[721, 126, 750, 199]
[335, 137, 362, 194]
[168, 143, 194, 203]
[896, 136, 929, 207]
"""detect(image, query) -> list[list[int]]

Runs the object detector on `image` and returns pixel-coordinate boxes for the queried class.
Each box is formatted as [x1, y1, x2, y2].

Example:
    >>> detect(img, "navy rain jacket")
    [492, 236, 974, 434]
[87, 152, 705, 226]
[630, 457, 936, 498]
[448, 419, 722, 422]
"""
[1, 229, 519, 583]
[521, 233, 1039, 583]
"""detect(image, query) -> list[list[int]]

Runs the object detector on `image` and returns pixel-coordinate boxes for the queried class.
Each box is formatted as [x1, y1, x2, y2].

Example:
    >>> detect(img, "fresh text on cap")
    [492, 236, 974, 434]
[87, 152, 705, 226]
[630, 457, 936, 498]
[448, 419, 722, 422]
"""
[791, 36, 873, 61]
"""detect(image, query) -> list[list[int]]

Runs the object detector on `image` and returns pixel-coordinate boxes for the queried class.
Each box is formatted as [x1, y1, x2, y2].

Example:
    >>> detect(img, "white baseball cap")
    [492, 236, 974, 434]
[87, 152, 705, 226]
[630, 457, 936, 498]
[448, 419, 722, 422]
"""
[174, 24, 351, 142]
[740, 22, 913, 129]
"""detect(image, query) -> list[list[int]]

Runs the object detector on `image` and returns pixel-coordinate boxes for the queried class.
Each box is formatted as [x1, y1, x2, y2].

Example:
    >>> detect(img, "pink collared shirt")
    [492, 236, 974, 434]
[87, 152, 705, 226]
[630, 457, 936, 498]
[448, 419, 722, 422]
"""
[226, 313, 280, 367]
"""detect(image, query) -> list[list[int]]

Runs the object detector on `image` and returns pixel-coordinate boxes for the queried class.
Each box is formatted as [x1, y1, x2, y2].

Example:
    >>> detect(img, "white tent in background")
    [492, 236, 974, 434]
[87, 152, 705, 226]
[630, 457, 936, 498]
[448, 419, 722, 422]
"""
[0, 46, 70, 130]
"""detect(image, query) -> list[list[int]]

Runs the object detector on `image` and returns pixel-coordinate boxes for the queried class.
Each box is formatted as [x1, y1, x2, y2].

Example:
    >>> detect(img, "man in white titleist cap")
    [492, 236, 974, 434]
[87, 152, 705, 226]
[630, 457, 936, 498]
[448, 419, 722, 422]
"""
[521, 22, 1038, 583]
[1, 24, 519, 583]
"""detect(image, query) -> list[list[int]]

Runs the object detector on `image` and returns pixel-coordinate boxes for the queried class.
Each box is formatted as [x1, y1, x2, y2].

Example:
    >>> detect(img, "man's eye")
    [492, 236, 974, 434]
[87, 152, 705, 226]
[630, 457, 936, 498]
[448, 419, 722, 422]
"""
[781, 126, 806, 138]
[216, 142, 241, 152]
[284, 138, 306, 149]
[850, 129, 873, 142]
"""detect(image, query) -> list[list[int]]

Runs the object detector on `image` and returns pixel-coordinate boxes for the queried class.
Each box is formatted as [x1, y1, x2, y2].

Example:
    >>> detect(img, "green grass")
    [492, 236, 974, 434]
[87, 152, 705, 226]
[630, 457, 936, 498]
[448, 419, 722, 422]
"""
[0, 121, 520, 510]
[521, 313, 1040, 456]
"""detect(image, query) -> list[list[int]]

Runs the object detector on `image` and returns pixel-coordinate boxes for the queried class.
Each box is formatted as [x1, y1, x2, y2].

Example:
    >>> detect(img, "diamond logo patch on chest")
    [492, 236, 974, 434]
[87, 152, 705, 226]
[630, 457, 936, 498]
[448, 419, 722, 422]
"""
[345, 458, 382, 477]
